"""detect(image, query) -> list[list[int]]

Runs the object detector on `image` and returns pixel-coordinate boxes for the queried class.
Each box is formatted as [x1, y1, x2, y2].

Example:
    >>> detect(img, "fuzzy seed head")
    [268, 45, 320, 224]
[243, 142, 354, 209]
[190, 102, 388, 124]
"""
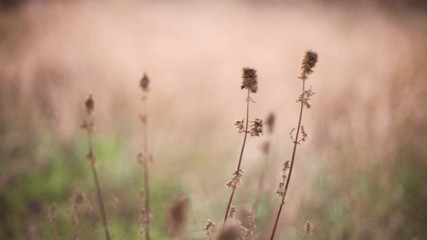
[241, 68, 258, 93]
[301, 50, 318, 77]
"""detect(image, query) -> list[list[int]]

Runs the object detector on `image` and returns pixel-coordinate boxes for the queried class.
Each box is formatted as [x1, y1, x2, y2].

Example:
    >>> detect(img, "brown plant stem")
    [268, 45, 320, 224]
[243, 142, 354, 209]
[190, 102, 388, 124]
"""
[269, 80, 306, 240]
[141, 94, 151, 240]
[223, 89, 251, 223]
[86, 129, 111, 240]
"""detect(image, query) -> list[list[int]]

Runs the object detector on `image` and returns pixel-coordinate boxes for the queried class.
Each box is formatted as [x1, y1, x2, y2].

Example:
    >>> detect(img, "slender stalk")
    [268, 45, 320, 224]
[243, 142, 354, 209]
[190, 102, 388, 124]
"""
[141, 94, 151, 240]
[223, 89, 251, 223]
[86, 129, 112, 240]
[269, 80, 306, 240]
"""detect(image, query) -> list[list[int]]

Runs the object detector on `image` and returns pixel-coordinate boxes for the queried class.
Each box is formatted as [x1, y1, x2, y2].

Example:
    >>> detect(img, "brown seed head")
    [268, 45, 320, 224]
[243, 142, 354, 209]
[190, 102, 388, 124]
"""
[301, 50, 318, 78]
[140, 73, 150, 91]
[241, 68, 258, 93]
[85, 95, 94, 114]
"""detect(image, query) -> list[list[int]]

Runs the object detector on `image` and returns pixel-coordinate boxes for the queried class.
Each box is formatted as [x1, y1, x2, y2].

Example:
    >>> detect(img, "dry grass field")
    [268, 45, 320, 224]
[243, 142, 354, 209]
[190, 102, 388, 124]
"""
[0, 1, 426, 239]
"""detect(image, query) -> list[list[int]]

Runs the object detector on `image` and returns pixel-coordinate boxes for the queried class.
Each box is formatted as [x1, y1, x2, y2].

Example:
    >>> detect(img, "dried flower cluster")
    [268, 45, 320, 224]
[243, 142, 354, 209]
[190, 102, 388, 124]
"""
[239, 206, 256, 239]
[276, 161, 290, 198]
[226, 169, 244, 189]
[249, 118, 263, 136]
[241, 68, 258, 93]
[290, 125, 309, 144]
[297, 86, 315, 109]
[234, 119, 245, 133]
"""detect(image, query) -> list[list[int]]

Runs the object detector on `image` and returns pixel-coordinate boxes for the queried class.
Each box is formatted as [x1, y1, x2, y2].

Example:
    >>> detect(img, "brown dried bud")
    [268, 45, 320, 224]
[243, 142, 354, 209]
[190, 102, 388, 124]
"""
[241, 68, 258, 93]
[140, 73, 150, 91]
[85, 95, 94, 114]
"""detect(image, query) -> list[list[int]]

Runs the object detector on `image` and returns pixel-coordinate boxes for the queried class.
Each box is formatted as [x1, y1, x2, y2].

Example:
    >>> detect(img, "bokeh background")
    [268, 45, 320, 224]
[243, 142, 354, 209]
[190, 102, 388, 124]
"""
[1, 0, 426, 239]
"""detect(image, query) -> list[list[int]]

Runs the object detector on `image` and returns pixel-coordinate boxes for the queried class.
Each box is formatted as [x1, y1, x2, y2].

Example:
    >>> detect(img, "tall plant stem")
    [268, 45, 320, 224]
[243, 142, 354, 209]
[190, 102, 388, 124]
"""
[270, 80, 306, 240]
[141, 95, 151, 240]
[87, 130, 112, 240]
[223, 89, 251, 223]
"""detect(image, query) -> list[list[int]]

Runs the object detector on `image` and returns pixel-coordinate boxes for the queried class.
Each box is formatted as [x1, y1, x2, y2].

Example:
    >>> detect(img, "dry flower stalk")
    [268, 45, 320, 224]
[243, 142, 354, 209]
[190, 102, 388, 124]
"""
[223, 68, 262, 225]
[81, 95, 111, 240]
[270, 50, 318, 240]
[138, 73, 152, 240]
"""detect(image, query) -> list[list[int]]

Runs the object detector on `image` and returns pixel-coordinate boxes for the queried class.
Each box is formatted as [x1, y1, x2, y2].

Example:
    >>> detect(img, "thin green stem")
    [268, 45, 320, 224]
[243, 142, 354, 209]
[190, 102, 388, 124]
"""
[223, 89, 251, 223]
[270, 80, 306, 240]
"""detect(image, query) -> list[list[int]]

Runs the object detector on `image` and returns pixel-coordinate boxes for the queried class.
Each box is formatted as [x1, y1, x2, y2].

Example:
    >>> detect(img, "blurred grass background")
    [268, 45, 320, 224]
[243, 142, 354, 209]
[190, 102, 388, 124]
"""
[0, 0, 426, 239]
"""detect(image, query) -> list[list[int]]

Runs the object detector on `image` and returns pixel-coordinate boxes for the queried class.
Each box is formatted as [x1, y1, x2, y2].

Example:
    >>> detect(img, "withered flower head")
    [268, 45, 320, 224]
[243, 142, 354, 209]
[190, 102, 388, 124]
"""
[85, 95, 94, 114]
[241, 68, 258, 93]
[266, 112, 275, 134]
[301, 50, 318, 77]
[166, 195, 190, 238]
[140, 73, 150, 91]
